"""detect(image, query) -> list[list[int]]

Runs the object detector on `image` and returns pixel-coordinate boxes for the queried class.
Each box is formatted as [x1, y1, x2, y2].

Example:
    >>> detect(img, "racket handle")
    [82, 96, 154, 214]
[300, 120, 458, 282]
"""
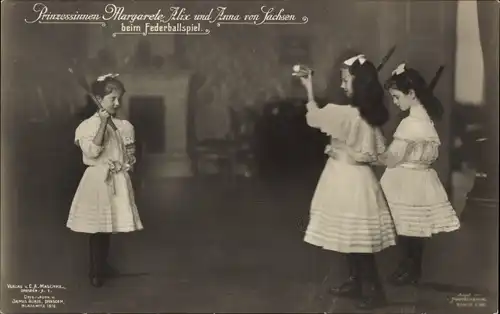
[88, 93, 118, 130]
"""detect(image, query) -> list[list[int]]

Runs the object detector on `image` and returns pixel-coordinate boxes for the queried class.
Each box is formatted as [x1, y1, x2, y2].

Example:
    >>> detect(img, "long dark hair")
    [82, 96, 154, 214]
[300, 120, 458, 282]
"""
[325, 49, 364, 105]
[384, 67, 443, 121]
[345, 59, 389, 127]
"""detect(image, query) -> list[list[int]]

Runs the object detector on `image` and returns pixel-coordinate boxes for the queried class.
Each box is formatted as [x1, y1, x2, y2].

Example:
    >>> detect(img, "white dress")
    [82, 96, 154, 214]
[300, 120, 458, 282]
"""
[67, 114, 144, 234]
[303, 102, 397, 253]
[380, 106, 460, 237]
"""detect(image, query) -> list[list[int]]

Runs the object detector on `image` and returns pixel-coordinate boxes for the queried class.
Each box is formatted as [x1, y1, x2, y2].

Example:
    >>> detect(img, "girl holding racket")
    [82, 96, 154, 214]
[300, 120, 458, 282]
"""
[67, 73, 143, 287]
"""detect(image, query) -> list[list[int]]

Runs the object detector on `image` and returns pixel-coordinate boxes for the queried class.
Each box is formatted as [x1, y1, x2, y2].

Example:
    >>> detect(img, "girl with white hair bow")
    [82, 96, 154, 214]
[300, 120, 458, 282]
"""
[380, 63, 460, 286]
[298, 54, 396, 310]
[67, 73, 144, 288]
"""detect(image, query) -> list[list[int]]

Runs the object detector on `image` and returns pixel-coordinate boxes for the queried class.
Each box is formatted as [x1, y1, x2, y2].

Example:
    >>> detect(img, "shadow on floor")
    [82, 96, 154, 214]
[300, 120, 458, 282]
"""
[2, 177, 497, 313]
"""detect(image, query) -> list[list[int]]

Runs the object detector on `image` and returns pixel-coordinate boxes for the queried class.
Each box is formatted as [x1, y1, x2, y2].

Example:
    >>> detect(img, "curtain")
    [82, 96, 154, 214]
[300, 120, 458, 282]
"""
[454, 0, 485, 106]
[477, 0, 499, 201]
[462, 0, 499, 204]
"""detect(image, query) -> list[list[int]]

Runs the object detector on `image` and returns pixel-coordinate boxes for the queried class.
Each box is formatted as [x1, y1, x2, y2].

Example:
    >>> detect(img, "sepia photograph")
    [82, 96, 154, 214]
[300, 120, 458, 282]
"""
[1, 0, 498, 313]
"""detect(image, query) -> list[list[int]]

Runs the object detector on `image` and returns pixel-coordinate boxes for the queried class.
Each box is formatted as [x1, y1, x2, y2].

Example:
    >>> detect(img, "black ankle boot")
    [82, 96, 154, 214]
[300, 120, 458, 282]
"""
[390, 266, 419, 286]
[388, 257, 420, 286]
[330, 276, 362, 298]
[89, 234, 103, 287]
[357, 281, 388, 310]
[355, 254, 388, 310]
[387, 258, 411, 283]
[90, 276, 103, 287]
[391, 238, 424, 286]
[329, 254, 361, 298]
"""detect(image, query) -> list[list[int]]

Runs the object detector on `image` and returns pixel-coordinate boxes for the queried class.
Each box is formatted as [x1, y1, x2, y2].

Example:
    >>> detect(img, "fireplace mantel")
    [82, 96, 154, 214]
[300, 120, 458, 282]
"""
[118, 71, 192, 178]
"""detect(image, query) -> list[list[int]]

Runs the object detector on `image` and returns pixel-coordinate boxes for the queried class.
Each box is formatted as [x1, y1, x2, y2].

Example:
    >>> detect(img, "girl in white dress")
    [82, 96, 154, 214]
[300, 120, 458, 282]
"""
[300, 55, 397, 310]
[380, 63, 460, 286]
[67, 74, 144, 287]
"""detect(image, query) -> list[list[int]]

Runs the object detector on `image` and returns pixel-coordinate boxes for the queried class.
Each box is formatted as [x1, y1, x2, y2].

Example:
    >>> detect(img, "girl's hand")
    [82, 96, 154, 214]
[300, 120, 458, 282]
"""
[324, 145, 337, 158]
[98, 108, 110, 123]
[327, 150, 337, 159]
[324, 144, 332, 154]
[299, 72, 313, 92]
[371, 159, 385, 167]
[299, 71, 314, 102]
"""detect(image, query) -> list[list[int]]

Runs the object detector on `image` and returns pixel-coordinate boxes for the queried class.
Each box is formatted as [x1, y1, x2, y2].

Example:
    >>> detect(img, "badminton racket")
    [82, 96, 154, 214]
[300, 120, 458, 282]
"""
[376, 45, 397, 72]
[429, 65, 445, 91]
[68, 67, 118, 131]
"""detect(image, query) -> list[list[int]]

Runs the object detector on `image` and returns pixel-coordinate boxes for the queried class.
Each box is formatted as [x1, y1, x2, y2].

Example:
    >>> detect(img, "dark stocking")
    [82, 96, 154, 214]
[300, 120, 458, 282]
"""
[388, 236, 413, 281]
[353, 253, 387, 310]
[99, 233, 118, 277]
[329, 254, 362, 298]
[89, 234, 103, 287]
[408, 237, 425, 281]
[390, 236, 425, 286]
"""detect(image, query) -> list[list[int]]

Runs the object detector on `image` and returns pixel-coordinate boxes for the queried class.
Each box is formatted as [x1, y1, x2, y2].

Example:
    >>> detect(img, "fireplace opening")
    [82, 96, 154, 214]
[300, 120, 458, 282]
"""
[129, 96, 165, 154]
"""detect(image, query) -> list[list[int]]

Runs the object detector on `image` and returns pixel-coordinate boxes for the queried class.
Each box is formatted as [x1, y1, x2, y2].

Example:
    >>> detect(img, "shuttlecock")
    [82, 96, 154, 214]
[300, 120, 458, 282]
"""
[292, 64, 313, 77]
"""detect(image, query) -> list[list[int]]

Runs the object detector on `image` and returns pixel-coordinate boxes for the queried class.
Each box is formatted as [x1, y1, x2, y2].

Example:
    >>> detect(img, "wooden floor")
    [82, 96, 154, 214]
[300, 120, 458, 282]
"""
[2, 176, 498, 313]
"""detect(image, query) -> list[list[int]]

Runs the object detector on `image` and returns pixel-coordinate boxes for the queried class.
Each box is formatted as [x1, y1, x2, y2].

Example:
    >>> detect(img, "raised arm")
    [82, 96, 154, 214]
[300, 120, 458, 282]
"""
[298, 72, 333, 130]
[92, 109, 110, 147]
[299, 71, 315, 103]
[299, 71, 320, 112]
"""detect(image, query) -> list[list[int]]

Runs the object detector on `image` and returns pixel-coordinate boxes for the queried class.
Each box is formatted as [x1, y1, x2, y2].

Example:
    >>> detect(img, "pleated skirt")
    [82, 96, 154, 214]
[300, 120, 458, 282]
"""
[67, 167, 144, 234]
[380, 167, 460, 237]
[304, 159, 397, 253]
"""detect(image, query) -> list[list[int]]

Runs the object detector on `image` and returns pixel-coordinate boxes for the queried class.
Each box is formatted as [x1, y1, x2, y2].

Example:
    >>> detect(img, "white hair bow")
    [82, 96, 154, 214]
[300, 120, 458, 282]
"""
[97, 73, 119, 82]
[392, 63, 406, 76]
[343, 54, 367, 66]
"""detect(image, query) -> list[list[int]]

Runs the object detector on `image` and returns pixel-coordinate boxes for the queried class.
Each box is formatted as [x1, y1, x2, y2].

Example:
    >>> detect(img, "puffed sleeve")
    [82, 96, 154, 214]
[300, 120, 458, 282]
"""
[120, 120, 135, 146]
[344, 121, 386, 163]
[306, 102, 386, 163]
[75, 119, 104, 159]
[305, 102, 351, 132]
[120, 120, 136, 166]
[379, 117, 441, 168]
